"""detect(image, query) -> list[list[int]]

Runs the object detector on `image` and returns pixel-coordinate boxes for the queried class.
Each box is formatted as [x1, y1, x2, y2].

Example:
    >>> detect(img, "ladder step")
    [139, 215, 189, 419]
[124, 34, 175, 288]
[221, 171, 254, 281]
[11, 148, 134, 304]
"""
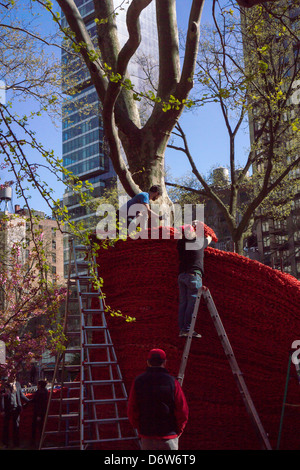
[81, 309, 105, 314]
[84, 417, 129, 424]
[84, 436, 138, 444]
[43, 429, 79, 436]
[82, 325, 106, 331]
[84, 398, 127, 405]
[64, 365, 81, 370]
[76, 262, 90, 268]
[83, 379, 123, 385]
[40, 445, 81, 450]
[64, 347, 81, 353]
[60, 381, 80, 388]
[84, 360, 118, 366]
[80, 292, 101, 297]
[71, 275, 94, 281]
[74, 245, 90, 251]
[52, 397, 80, 403]
[48, 413, 79, 419]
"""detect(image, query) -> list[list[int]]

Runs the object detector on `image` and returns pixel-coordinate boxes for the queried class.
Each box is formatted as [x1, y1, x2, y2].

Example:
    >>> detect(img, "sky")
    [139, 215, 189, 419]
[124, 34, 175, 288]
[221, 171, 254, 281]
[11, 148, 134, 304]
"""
[0, 0, 251, 216]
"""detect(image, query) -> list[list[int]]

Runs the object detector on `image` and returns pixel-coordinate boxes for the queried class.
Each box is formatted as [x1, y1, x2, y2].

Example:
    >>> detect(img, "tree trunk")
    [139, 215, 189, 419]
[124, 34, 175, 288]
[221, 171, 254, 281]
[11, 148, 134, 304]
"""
[234, 238, 243, 255]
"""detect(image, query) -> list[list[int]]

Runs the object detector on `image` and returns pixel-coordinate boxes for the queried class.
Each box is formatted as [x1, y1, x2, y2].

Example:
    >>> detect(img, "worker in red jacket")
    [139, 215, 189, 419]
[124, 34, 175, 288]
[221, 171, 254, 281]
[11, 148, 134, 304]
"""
[127, 349, 189, 450]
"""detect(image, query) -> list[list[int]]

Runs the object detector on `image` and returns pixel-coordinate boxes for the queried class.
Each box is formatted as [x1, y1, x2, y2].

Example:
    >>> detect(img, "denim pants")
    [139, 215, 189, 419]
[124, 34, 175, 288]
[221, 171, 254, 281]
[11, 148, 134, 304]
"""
[178, 272, 202, 332]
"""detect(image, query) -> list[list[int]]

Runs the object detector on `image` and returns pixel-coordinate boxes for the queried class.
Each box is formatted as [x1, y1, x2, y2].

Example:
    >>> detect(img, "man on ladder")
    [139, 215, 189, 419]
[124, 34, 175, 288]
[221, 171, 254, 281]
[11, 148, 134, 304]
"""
[177, 222, 212, 338]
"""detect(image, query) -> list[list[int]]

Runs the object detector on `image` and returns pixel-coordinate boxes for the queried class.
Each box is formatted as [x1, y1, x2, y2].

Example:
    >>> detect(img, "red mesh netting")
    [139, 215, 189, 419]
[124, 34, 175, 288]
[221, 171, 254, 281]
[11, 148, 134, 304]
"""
[92, 231, 300, 450]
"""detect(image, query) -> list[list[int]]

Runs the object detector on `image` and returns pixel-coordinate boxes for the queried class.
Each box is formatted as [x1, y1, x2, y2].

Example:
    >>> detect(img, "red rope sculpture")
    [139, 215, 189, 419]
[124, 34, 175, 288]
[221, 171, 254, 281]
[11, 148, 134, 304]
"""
[94, 228, 300, 450]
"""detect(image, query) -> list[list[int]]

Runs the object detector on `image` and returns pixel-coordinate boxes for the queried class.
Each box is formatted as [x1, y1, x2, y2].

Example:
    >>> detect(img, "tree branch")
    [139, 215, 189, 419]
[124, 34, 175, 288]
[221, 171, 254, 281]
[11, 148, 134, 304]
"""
[176, 0, 205, 99]
[55, 0, 108, 102]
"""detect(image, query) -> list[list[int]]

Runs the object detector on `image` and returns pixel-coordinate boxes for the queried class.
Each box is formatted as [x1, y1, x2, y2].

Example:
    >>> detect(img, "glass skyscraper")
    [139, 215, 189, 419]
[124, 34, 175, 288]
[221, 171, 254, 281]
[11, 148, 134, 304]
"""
[61, 1, 158, 271]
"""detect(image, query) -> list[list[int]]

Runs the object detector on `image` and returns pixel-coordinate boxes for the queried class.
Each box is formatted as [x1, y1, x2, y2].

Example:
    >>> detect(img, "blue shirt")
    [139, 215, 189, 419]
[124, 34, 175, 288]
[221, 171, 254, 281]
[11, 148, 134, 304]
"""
[120, 192, 150, 215]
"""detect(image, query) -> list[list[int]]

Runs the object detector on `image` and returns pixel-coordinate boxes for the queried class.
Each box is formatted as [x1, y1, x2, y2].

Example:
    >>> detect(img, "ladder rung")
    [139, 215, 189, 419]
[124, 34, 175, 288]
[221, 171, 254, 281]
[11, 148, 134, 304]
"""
[76, 261, 90, 267]
[81, 309, 105, 314]
[52, 397, 80, 403]
[84, 436, 138, 444]
[64, 347, 81, 353]
[84, 416, 129, 424]
[72, 276, 94, 281]
[84, 360, 118, 366]
[80, 292, 101, 297]
[84, 398, 127, 405]
[82, 325, 106, 331]
[74, 245, 90, 251]
[40, 445, 81, 450]
[83, 343, 114, 348]
[83, 379, 123, 385]
[43, 429, 78, 435]
[60, 381, 80, 388]
[48, 413, 79, 419]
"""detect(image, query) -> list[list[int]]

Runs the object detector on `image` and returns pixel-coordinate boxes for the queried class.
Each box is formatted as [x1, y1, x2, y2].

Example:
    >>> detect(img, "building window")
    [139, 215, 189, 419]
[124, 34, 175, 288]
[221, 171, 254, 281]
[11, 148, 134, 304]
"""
[274, 219, 287, 230]
[284, 264, 292, 274]
[275, 234, 288, 245]
[262, 221, 269, 232]
[294, 230, 300, 242]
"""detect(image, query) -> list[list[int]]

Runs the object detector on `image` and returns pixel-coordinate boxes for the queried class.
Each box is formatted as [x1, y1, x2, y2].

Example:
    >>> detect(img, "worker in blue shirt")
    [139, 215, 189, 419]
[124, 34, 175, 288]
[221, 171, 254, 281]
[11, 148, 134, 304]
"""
[118, 185, 164, 232]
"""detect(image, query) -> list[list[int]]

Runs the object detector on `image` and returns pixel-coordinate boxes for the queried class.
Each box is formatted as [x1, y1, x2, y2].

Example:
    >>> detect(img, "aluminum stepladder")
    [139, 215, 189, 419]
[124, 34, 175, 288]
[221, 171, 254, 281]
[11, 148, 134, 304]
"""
[276, 350, 300, 450]
[177, 286, 272, 451]
[39, 238, 139, 450]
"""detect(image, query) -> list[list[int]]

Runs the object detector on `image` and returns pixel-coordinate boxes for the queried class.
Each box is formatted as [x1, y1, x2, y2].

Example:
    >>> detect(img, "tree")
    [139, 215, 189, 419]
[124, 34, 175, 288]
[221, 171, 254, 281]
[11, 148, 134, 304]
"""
[0, 0, 95, 241]
[31, 0, 281, 206]
[0, 238, 66, 377]
[166, 1, 300, 253]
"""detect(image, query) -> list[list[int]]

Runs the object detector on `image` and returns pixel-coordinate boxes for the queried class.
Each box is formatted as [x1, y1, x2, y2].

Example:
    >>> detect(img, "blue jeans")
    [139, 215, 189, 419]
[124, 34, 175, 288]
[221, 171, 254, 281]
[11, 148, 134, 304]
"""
[178, 272, 202, 332]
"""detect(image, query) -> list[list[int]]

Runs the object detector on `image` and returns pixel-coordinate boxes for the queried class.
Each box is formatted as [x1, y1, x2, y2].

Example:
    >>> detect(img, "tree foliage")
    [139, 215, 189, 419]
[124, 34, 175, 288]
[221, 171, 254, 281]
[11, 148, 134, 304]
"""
[167, 0, 300, 253]
[0, 235, 66, 377]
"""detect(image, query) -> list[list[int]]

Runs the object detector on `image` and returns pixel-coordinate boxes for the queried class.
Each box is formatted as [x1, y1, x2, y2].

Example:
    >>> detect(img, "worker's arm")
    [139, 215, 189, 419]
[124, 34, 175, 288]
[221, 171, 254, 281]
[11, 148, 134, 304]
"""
[137, 203, 165, 222]
[144, 203, 164, 220]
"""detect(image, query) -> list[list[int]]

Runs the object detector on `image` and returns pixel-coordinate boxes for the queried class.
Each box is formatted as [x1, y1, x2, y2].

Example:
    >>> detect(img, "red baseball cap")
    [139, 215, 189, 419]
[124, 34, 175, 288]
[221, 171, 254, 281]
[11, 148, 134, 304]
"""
[147, 349, 166, 363]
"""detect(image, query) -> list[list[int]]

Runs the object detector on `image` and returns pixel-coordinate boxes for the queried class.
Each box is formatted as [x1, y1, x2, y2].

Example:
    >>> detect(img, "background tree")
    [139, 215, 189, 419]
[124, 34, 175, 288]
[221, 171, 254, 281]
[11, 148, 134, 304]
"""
[0, 0, 95, 242]
[0, 238, 66, 377]
[34, 0, 283, 206]
[166, 0, 300, 253]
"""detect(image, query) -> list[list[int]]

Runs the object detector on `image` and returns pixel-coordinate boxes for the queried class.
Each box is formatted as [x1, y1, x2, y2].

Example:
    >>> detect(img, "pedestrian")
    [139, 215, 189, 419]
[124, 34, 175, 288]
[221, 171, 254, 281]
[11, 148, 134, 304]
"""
[0, 375, 30, 448]
[127, 349, 189, 450]
[117, 185, 164, 234]
[177, 223, 212, 338]
[29, 363, 37, 385]
[31, 379, 48, 447]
